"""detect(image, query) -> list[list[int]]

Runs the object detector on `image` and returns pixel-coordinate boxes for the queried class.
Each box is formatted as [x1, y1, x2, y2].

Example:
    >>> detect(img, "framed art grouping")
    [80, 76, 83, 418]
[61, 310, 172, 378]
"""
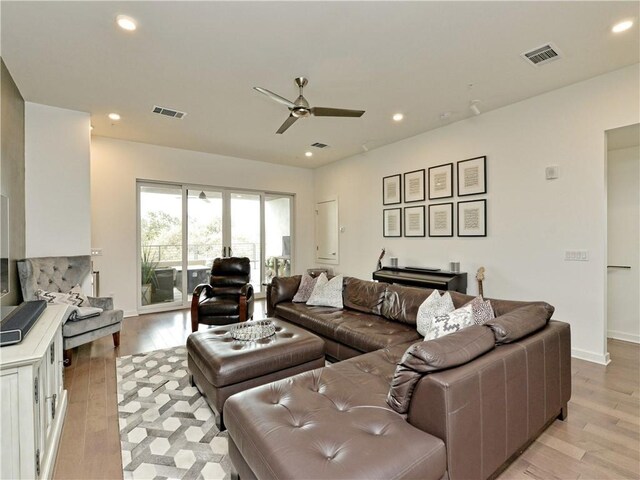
[428, 163, 453, 200]
[458, 199, 486, 237]
[383, 174, 401, 205]
[457, 156, 486, 196]
[428, 202, 453, 237]
[403, 169, 425, 203]
[383, 208, 402, 237]
[404, 205, 425, 237]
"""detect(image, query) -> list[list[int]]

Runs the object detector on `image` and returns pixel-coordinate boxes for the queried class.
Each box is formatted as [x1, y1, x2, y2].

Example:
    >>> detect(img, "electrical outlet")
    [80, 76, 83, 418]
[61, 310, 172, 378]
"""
[91, 248, 103, 256]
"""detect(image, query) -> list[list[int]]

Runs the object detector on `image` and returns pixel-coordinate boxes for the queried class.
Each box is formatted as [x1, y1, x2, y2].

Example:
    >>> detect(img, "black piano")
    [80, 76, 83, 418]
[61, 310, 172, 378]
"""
[373, 266, 467, 293]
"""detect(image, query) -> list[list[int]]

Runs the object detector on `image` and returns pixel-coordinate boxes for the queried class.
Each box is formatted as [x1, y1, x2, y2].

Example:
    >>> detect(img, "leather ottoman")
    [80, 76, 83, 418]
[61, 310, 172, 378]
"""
[187, 319, 325, 430]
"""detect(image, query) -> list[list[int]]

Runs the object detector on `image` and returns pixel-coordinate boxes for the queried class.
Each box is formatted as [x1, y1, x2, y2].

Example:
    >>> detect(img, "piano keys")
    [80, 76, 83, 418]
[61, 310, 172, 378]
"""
[373, 266, 467, 293]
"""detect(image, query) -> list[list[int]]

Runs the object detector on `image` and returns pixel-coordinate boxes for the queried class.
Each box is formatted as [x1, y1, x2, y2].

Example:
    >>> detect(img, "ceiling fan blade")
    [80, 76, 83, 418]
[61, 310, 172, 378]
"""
[276, 115, 298, 134]
[311, 107, 365, 118]
[254, 87, 296, 109]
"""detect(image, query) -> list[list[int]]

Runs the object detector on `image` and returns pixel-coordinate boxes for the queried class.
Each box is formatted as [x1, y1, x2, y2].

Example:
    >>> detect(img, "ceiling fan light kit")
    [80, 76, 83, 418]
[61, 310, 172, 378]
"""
[254, 77, 365, 134]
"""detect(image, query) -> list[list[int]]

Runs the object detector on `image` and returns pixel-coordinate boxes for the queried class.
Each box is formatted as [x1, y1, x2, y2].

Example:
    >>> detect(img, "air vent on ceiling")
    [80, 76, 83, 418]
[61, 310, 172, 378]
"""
[311, 142, 329, 149]
[152, 105, 187, 119]
[521, 43, 562, 66]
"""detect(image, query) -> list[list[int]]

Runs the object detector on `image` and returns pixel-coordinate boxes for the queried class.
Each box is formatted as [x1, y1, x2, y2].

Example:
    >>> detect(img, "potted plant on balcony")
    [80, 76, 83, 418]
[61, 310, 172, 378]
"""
[141, 247, 158, 306]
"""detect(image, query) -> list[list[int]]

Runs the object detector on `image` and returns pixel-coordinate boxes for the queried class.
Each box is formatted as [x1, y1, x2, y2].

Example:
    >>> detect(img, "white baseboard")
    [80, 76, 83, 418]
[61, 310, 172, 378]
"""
[124, 310, 138, 318]
[571, 348, 611, 365]
[607, 330, 640, 344]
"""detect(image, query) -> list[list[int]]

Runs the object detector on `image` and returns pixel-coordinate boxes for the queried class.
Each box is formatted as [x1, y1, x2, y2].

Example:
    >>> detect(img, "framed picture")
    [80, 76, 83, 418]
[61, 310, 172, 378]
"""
[428, 163, 453, 200]
[403, 169, 425, 203]
[457, 156, 486, 196]
[428, 202, 453, 237]
[458, 199, 487, 237]
[383, 208, 402, 237]
[383, 174, 401, 205]
[404, 205, 425, 237]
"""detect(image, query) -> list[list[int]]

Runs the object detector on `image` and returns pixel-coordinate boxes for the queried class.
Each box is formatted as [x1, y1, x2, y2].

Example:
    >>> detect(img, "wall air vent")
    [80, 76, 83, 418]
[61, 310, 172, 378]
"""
[311, 142, 329, 149]
[520, 43, 562, 66]
[152, 105, 187, 119]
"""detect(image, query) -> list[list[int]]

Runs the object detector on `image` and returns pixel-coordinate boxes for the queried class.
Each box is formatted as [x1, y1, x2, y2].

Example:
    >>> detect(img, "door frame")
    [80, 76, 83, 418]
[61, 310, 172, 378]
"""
[136, 179, 295, 314]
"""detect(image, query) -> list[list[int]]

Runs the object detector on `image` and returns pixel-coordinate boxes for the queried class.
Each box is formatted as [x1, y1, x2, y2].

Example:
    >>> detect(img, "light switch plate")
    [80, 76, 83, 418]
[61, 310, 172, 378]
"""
[546, 165, 559, 180]
[565, 250, 588, 261]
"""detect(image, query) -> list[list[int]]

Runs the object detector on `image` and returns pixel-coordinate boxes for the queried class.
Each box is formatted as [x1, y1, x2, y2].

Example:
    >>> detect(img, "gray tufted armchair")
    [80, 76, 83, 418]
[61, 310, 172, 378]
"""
[17, 255, 123, 366]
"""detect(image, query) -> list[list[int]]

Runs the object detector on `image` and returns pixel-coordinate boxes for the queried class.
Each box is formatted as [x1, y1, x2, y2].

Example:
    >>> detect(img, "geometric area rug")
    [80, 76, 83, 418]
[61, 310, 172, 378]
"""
[116, 346, 232, 480]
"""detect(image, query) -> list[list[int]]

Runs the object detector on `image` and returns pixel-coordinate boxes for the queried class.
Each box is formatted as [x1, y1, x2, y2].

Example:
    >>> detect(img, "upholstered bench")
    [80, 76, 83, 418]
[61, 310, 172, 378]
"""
[186, 319, 325, 430]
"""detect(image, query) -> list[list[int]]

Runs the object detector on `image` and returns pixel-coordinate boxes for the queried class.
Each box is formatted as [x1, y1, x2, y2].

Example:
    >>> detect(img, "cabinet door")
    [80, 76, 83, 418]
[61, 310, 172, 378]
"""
[34, 361, 44, 478]
[55, 326, 64, 396]
[1, 372, 20, 479]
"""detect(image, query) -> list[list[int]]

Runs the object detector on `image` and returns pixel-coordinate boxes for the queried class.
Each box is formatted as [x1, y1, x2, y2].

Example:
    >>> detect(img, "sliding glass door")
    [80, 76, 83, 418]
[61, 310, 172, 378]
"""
[139, 184, 184, 308]
[230, 192, 262, 294]
[264, 195, 292, 283]
[138, 182, 293, 312]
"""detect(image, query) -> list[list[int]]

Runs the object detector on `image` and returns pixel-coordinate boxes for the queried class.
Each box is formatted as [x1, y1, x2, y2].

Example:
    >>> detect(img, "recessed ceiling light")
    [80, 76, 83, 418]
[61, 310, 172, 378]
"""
[305, 151, 313, 157]
[612, 20, 633, 33]
[108, 113, 121, 121]
[392, 113, 404, 122]
[116, 15, 137, 31]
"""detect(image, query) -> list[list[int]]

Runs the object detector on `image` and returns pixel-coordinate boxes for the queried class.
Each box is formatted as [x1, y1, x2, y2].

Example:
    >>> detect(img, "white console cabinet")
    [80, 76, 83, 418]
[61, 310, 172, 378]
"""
[1, 304, 69, 479]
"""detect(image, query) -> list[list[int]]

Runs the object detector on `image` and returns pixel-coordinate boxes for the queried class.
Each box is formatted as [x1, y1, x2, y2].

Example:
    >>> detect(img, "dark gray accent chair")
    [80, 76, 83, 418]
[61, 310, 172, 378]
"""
[191, 257, 254, 332]
[17, 255, 123, 366]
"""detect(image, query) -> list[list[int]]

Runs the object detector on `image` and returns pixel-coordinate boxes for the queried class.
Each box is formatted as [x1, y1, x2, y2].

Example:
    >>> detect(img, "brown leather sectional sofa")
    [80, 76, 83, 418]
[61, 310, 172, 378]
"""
[225, 276, 572, 480]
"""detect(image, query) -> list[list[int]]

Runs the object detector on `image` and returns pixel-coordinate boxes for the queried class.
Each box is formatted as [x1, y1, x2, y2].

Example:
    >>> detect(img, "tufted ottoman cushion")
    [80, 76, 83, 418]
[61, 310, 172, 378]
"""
[225, 344, 447, 480]
[187, 319, 325, 429]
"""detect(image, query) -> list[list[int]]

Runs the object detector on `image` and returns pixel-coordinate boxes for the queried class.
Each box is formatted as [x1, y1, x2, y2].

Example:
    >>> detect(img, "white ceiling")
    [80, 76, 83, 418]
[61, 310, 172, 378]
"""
[2, 1, 638, 168]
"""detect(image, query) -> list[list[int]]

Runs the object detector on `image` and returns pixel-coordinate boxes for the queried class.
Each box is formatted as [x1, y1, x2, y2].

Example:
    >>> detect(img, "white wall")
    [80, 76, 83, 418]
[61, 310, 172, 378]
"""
[90, 137, 314, 316]
[607, 145, 639, 343]
[315, 64, 639, 365]
[25, 103, 91, 257]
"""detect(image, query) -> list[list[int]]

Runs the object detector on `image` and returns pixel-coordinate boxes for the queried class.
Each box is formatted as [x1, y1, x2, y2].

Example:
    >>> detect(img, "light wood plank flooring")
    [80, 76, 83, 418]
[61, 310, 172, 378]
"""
[53, 304, 639, 479]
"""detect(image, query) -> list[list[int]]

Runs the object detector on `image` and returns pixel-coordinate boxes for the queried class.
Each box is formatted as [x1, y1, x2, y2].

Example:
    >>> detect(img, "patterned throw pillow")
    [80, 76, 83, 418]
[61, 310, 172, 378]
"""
[424, 304, 474, 340]
[36, 289, 83, 306]
[466, 295, 495, 325]
[306, 274, 344, 308]
[36, 285, 90, 307]
[416, 290, 455, 337]
[68, 284, 90, 307]
[292, 274, 318, 303]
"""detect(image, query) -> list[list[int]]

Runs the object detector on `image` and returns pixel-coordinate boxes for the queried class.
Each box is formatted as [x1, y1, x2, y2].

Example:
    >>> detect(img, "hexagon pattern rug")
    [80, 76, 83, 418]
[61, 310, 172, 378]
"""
[117, 346, 231, 480]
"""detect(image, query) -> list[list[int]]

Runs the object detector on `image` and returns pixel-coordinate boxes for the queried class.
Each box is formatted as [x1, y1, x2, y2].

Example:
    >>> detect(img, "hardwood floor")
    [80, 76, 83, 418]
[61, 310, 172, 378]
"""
[53, 305, 639, 480]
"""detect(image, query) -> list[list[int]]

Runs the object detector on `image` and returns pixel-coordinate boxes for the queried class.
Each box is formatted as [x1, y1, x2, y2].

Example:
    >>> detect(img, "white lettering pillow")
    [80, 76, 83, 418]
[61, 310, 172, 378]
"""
[306, 274, 344, 309]
[424, 304, 474, 340]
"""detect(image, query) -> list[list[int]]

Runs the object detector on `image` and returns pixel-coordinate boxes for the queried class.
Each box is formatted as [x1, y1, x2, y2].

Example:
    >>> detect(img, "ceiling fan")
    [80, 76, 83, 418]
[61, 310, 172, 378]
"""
[253, 77, 365, 134]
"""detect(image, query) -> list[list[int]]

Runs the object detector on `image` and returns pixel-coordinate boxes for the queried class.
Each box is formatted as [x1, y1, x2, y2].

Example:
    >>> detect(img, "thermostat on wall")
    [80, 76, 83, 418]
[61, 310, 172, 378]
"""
[545, 165, 559, 180]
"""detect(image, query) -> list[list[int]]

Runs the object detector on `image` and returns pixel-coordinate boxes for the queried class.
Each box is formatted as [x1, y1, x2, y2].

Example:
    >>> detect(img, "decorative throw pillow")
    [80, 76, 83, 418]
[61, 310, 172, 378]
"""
[466, 295, 495, 325]
[68, 284, 90, 307]
[36, 289, 83, 306]
[292, 274, 318, 303]
[424, 304, 474, 340]
[416, 290, 455, 337]
[306, 274, 344, 308]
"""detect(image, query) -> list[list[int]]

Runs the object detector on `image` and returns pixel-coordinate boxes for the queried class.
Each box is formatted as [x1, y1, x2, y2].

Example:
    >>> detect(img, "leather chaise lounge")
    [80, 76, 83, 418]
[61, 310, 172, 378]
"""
[224, 276, 572, 480]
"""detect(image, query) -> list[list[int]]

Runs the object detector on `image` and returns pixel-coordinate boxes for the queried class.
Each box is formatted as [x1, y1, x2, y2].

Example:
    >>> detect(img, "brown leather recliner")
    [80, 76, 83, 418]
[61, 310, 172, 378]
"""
[190, 257, 254, 332]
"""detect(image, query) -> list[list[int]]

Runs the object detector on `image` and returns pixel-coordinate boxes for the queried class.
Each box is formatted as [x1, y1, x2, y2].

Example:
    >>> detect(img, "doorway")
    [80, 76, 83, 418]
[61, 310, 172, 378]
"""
[606, 124, 640, 346]
[137, 181, 294, 313]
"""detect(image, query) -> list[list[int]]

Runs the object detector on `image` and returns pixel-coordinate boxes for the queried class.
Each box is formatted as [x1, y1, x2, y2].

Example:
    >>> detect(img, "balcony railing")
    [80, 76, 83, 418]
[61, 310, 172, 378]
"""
[143, 243, 259, 263]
